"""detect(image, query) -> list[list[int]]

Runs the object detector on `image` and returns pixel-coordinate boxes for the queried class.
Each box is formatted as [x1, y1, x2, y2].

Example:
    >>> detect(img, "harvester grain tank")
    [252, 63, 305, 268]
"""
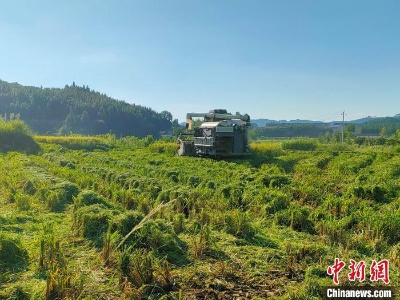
[177, 109, 251, 157]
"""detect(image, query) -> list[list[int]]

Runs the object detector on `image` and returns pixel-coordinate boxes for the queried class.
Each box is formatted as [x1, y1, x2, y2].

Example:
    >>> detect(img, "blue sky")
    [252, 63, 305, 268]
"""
[1, 0, 399, 122]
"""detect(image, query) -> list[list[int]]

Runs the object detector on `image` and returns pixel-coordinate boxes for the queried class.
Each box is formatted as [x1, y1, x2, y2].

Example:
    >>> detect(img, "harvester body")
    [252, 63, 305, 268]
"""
[177, 109, 250, 157]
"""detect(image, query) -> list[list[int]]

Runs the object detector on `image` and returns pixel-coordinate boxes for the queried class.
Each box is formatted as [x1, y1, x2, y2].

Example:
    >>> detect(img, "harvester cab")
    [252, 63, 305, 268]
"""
[177, 109, 251, 157]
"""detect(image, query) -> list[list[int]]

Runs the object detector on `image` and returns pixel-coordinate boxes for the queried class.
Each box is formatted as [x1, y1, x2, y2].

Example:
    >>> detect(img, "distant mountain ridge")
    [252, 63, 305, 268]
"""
[1, 79, 397, 138]
[0, 79, 172, 137]
[249, 114, 400, 138]
[251, 119, 324, 126]
[251, 115, 398, 127]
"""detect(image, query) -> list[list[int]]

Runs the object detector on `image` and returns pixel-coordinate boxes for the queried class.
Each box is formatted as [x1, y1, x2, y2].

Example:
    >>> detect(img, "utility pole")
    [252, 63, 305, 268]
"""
[341, 111, 345, 142]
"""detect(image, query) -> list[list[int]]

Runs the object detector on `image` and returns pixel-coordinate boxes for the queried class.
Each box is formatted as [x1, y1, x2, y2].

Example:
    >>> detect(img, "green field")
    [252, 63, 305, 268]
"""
[0, 134, 399, 299]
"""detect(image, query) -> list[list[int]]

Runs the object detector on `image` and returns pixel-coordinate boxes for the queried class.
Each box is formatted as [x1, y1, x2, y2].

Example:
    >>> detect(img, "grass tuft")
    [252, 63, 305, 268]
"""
[282, 139, 318, 151]
[0, 119, 41, 154]
[0, 233, 29, 271]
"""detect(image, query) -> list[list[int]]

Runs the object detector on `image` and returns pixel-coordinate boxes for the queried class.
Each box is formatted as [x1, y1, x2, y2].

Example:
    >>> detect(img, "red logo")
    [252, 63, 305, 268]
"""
[348, 259, 366, 282]
[328, 259, 390, 285]
[370, 259, 390, 284]
[327, 258, 346, 285]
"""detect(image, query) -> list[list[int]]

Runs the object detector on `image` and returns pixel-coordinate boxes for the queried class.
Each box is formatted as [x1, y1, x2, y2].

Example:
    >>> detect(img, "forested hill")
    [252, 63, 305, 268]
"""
[0, 80, 172, 137]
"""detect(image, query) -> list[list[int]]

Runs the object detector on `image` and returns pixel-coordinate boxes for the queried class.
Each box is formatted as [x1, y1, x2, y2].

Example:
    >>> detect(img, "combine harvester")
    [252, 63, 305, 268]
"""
[177, 109, 251, 158]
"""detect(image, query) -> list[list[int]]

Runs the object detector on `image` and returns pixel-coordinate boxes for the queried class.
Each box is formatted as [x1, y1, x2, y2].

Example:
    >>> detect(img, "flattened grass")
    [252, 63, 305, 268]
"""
[1, 136, 399, 298]
[36, 135, 112, 151]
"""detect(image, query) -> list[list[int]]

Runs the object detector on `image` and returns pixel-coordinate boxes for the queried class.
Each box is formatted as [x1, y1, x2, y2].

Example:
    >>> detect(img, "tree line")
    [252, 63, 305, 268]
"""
[0, 80, 172, 137]
[249, 118, 400, 140]
[249, 123, 333, 139]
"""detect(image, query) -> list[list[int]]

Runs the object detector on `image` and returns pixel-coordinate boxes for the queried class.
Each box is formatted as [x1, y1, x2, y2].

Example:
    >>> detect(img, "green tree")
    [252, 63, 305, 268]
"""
[172, 119, 185, 136]
[380, 126, 388, 137]
[160, 110, 173, 122]
[345, 124, 355, 139]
